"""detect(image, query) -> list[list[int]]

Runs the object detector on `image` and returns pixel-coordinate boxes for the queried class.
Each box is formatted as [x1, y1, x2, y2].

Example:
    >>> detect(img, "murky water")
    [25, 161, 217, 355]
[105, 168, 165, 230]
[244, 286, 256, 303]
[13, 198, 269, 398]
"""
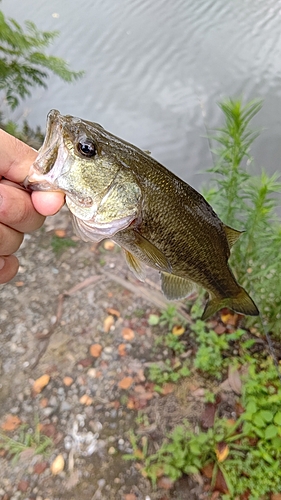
[1, 0, 281, 187]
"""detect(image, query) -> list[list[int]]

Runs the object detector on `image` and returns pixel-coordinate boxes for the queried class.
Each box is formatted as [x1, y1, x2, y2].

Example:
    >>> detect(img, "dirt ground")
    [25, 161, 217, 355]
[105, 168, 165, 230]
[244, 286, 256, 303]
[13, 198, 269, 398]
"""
[0, 207, 240, 500]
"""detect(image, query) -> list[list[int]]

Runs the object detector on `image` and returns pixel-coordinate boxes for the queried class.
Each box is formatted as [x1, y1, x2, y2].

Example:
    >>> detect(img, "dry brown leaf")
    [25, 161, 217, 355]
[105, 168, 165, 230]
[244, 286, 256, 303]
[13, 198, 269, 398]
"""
[172, 325, 185, 336]
[127, 398, 136, 409]
[63, 376, 74, 387]
[103, 240, 115, 250]
[33, 374, 50, 394]
[161, 383, 176, 395]
[214, 323, 226, 334]
[90, 344, 102, 357]
[118, 344, 127, 356]
[106, 307, 120, 318]
[271, 495, 281, 500]
[157, 476, 174, 489]
[201, 462, 214, 479]
[80, 394, 94, 406]
[103, 315, 115, 332]
[134, 385, 146, 394]
[54, 229, 66, 238]
[214, 468, 228, 493]
[228, 366, 242, 395]
[215, 442, 229, 462]
[1, 414, 21, 431]
[118, 376, 133, 390]
[50, 454, 65, 475]
[39, 398, 48, 408]
[200, 402, 216, 429]
[121, 327, 135, 341]
[221, 311, 239, 326]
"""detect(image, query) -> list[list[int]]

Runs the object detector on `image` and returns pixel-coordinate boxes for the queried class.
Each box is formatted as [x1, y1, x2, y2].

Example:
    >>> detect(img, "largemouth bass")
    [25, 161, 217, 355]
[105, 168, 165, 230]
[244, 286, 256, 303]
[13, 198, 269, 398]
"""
[25, 110, 259, 320]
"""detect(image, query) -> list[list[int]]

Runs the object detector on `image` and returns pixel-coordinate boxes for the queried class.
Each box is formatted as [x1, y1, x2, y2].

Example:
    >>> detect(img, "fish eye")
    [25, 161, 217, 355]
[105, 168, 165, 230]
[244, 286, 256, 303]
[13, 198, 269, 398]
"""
[77, 139, 97, 158]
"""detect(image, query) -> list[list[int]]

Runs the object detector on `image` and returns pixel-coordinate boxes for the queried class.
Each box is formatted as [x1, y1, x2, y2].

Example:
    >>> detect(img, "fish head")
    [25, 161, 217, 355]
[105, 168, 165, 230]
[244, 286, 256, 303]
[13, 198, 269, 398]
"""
[25, 110, 142, 241]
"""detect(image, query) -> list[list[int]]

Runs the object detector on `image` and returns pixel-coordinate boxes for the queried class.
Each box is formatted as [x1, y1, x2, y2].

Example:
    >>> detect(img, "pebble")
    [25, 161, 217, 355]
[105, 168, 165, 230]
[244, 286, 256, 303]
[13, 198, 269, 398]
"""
[42, 407, 56, 417]
[60, 401, 72, 412]
[87, 368, 97, 378]
[97, 479, 106, 488]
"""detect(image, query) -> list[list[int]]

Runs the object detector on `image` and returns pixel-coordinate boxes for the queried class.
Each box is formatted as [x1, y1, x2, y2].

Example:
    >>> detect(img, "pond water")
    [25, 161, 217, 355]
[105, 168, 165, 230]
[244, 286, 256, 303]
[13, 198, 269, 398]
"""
[2, 0, 281, 188]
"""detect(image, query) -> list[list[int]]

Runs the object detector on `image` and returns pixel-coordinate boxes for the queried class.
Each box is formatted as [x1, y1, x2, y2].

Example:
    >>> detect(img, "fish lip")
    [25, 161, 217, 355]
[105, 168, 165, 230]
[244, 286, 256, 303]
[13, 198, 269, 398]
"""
[24, 109, 64, 189]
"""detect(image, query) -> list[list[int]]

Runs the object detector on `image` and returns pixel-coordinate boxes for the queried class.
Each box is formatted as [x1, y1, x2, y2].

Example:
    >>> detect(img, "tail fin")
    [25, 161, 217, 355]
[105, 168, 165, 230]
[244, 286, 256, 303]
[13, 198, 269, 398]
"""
[202, 287, 259, 321]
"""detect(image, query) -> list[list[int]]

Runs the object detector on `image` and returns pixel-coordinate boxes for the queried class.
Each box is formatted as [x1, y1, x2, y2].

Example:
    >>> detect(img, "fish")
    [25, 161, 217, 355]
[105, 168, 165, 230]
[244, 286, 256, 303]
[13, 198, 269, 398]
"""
[25, 109, 259, 320]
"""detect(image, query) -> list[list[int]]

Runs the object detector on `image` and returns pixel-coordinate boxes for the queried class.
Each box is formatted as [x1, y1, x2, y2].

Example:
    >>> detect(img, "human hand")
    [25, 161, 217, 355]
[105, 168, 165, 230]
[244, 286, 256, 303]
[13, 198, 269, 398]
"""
[0, 129, 65, 284]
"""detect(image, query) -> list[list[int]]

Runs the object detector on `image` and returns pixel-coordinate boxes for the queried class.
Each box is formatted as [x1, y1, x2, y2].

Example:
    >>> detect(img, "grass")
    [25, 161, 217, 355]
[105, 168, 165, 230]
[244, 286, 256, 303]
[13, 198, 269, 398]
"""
[0, 421, 53, 464]
[51, 234, 77, 254]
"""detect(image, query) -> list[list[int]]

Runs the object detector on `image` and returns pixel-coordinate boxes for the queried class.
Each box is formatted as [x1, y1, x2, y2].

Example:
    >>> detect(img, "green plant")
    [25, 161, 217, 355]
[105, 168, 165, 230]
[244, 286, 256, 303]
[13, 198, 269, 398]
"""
[191, 319, 245, 378]
[148, 359, 190, 389]
[0, 422, 52, 464]
[203, 98, 281, 334]
[51, 235, 77, 254]
[154, 332, 186, 355]
[148, 304, 179, 331]
[0, 10, 83, 110]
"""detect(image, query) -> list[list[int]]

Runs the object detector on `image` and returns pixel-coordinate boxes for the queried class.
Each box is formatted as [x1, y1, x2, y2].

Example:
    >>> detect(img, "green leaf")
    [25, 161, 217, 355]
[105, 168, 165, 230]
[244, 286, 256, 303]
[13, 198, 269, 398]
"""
[253, 414, 266, 428]
[273, 412, 281, 426]
[245, 400, 257, 414]
[264, 424, 278, 440]
[259, 410, 274, 423]
[148, 314, 160, 326]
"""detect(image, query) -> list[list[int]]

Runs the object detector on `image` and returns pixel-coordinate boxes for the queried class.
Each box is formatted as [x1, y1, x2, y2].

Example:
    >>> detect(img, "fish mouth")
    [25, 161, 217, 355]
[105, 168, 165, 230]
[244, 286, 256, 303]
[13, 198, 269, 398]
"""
[24, 110, 95, 208]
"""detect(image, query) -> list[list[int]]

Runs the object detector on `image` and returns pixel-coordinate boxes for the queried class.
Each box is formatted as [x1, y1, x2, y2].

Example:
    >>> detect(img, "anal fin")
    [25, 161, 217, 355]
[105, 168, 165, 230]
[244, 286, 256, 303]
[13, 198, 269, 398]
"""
[161, 272, 196, 300]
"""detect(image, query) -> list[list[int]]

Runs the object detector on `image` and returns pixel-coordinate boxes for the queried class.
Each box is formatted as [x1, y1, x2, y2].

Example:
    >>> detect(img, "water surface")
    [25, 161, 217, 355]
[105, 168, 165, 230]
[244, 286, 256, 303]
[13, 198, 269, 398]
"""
[2, 0, 281, 187]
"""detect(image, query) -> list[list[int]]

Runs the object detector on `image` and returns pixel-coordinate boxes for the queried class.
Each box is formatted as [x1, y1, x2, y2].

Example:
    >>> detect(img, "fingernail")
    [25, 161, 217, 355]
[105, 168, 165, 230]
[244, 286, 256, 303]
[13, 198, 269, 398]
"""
[0, 257, 5, 270]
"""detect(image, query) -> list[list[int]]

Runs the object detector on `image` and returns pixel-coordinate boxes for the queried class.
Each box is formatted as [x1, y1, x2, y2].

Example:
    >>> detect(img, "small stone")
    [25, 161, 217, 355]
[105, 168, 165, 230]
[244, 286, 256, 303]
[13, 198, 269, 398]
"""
[108, 446, 116, 455]
[50, 454, 65, 475]
[63, 376, 73, 387]
[33, 462, 48, 474]
[87, 368, 97, 378]
[17, 479, 29, 492]
[42, 407, 55, 417]
[98, 478, 106, 488]
[60, 401, 72, 412]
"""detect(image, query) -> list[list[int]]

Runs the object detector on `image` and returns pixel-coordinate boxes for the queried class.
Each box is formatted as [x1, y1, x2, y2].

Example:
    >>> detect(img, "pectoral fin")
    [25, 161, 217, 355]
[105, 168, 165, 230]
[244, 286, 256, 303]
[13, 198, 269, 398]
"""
[133, 232, 172, 272]
[161, 272, 196, 300]
[123, 250, 146, 281]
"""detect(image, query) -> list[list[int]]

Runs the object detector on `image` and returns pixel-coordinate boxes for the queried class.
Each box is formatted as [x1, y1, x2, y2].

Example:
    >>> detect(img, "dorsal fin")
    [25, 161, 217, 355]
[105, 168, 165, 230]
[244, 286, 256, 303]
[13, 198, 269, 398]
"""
[223, 224, 243, 249]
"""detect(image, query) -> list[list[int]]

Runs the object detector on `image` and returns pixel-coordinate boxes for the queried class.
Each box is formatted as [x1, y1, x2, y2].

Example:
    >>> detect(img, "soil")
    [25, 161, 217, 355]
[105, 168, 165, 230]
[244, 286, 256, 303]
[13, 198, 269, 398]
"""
[0, 207, 242, 500]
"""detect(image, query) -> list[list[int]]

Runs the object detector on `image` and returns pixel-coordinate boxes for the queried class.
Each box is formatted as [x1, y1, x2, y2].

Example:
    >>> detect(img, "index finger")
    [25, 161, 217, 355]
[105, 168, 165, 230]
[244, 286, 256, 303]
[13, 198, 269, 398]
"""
[0, 129, 65, 215]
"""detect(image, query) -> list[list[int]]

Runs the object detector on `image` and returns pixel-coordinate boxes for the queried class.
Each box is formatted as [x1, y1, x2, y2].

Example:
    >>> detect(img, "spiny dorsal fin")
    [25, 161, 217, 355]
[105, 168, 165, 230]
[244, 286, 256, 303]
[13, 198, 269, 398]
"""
[223, 224, 244, 249]
[123, 249, 146, 282]
[161, 272, 196, 300]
